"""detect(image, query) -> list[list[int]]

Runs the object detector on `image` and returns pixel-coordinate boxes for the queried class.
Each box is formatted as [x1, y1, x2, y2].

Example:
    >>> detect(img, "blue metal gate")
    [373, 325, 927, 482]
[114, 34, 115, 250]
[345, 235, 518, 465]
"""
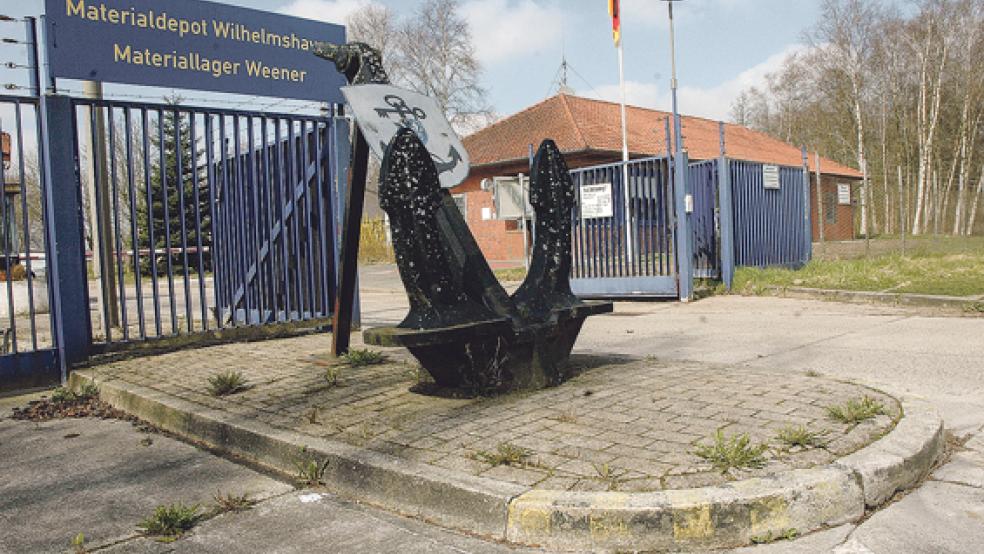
[0, 93, 59, 389]
[689, 160, 720, 279]
[72, 98, 346, 350]
[570, 157, 679, 297]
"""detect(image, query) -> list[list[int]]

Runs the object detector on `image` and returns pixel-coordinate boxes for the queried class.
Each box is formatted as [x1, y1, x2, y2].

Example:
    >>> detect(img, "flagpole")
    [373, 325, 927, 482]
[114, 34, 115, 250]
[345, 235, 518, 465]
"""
[617, 27, 634, 265]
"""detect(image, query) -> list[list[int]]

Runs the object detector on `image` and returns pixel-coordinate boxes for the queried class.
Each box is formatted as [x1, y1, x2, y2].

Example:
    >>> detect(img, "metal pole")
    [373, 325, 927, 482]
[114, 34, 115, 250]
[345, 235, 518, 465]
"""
[801, 147, 812, 264]
[666, 1, 691, 301]
[519, 172, 529, 270]
[668, 2, 683, 156]
[24, 18, 41, 97]
[616, 41, 634, 265]
[82, 81, 120, 333]
[717, 122, 734, 290]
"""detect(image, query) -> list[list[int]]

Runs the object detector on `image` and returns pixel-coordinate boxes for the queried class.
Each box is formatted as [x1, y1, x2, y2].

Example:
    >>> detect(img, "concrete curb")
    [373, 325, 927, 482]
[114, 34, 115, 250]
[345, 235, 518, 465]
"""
[70, 373, 943, 552]
[834, 398, 945, 508]
[69, 373, 525, 539]
[506, 468, 862, 552]
[766, 286, 983, 312]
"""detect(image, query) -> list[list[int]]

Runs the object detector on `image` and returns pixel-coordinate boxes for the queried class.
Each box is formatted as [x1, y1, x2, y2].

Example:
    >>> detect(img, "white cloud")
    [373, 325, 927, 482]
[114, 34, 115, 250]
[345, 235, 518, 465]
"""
[278, 0, 380, 25]
[461, 0, 564, 66]
[582, 43, 805, 121]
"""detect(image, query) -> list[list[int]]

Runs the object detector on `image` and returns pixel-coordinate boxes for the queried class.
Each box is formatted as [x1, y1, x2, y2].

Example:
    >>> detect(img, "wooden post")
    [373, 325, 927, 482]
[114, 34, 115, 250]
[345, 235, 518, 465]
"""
[899, 166, 906, 257]
[331, 126, 369, 356]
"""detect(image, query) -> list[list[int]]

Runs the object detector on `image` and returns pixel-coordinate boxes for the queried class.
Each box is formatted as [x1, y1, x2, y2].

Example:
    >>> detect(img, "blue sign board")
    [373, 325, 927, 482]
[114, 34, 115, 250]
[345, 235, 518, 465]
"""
[44, 0, 346, 103]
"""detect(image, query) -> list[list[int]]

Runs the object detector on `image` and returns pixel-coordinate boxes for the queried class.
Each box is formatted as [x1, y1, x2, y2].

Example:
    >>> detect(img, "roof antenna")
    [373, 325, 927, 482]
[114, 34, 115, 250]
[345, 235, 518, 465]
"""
[558, 56, 574, 95]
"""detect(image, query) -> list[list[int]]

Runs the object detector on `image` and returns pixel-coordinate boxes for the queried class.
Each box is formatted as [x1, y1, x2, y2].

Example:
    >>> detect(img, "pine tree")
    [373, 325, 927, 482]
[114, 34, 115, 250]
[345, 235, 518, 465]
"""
[138, 99, 211, 275]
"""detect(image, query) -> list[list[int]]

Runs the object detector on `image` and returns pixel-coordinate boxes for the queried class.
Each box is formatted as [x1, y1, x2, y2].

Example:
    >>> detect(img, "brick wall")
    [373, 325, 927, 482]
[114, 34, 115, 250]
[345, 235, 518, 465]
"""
[809, 174, 857, 242]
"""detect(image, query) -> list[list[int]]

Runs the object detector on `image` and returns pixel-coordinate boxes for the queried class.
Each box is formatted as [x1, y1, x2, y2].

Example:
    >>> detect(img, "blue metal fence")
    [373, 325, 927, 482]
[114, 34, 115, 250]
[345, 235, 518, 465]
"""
[567, 151, 812, 299]
[729, 160, 812, 269]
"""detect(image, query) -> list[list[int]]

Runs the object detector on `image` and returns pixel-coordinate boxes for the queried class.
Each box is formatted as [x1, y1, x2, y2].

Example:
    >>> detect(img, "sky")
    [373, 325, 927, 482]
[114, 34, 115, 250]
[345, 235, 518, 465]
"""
[0, 1, 884, 122]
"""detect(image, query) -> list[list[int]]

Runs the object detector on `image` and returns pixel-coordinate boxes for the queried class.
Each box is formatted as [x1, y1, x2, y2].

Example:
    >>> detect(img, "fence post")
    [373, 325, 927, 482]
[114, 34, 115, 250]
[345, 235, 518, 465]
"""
[39, 94, 92, 377]
[801, 147, 813, 265]
[717, 122, 735, 290]
[674, 149, 693, 301]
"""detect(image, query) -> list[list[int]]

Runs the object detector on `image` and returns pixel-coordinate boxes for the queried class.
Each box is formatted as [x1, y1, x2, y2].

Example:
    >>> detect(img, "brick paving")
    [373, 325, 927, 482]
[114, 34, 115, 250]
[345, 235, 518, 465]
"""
[86, 334, 900, 493]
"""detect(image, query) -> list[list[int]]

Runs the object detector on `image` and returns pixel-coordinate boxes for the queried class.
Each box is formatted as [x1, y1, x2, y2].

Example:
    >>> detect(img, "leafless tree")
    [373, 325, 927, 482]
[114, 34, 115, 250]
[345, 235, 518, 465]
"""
[731, 0, 984, 239]
[396, 0, 493, 133]
[346, 5, 404, 84]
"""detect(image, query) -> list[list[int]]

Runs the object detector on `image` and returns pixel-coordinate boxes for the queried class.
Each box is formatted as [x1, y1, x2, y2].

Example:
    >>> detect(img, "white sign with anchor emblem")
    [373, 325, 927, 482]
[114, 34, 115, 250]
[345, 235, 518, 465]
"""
[341, 84, 470, 189]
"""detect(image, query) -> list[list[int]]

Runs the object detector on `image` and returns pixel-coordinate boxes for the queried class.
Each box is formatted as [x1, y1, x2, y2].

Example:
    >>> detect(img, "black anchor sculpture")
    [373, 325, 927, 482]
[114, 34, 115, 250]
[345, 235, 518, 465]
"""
[317, 42, 612, 393]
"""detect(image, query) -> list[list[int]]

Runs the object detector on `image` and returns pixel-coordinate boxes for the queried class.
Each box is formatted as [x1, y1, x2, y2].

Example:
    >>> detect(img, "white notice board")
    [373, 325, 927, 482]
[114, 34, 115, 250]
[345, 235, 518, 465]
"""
[837, 183, 852, 205]
[763, 165, 780, 189]
[580, 182, 614, 219]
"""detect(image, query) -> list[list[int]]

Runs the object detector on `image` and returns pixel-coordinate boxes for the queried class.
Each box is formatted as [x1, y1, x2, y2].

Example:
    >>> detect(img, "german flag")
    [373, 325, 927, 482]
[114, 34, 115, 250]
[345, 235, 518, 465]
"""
[608, 0, 621, 46]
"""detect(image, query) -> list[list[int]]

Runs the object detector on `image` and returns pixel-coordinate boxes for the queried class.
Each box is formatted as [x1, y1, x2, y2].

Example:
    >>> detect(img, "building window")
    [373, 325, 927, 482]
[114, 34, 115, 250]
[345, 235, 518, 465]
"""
[824, 191, 837, 225]
[452, 194, 467, 219]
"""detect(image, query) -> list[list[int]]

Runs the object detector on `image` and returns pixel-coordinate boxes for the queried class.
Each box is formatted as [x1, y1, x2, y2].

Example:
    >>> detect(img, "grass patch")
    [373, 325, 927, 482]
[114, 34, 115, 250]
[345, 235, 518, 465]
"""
[493, 266, 527, 282]
[293, 446, 329, 486]
[750, 528, 799, 544]
[325, 365, 341, 387]
[51, 382, 100, 404]
[593, 462, 627, 491]
[70, 532, 88, 554]
[206, 370, 250, 397]
[776, 425, 827, 449]
[826, 396, 885, 424]
[694, 430, 769, 474]
[341, 348, 388, 367]
[473, 443, 532, 467]
[733, 237, 984, 297]
[137, 503, 201, 541]
[212, 491, 256, 513]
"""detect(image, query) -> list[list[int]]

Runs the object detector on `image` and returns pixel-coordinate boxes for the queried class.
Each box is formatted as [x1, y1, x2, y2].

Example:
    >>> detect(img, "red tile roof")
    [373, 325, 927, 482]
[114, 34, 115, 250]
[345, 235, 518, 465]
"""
[463, 94, 862, 179]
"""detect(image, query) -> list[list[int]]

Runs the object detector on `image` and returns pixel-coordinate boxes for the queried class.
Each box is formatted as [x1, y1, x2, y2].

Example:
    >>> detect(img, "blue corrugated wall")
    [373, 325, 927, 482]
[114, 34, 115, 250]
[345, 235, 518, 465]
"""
[729, 160, 812, 269]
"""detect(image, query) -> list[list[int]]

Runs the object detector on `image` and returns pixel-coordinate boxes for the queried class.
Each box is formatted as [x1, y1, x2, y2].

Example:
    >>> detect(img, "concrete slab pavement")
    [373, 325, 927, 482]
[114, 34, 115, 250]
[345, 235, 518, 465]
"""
[0, 395, 528, 554]
[109, 490, 537, 554]
[0, 412, 293, 553]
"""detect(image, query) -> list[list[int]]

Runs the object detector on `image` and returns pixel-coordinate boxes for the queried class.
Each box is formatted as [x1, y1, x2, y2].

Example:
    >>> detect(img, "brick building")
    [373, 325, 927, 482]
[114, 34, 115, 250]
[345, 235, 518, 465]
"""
[455, 94, 862, 267]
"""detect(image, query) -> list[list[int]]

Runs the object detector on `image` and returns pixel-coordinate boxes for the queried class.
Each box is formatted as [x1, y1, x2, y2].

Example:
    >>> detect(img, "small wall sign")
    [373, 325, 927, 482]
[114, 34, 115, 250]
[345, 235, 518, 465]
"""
[837, 183, 851, 205]
[762, 164, 780, 189]
[580, 182, 614, 219]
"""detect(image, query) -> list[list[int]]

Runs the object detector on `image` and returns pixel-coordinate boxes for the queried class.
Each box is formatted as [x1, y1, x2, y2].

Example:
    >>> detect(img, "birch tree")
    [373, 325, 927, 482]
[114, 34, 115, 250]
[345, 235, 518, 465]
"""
[808, 0, 883, 236]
